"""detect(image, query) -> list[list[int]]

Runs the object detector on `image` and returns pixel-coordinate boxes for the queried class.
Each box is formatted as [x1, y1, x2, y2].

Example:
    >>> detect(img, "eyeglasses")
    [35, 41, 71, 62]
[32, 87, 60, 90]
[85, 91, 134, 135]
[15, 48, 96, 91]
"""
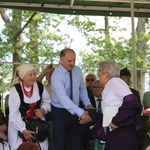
[93, 86, 104, 89]
[86, 79, 95, 82]
[98, 69, 102, 72]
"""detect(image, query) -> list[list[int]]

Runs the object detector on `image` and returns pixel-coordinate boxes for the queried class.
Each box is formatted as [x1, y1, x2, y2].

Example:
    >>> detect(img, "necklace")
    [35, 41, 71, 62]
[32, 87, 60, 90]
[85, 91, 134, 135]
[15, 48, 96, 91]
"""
[22, 82, 33, 98]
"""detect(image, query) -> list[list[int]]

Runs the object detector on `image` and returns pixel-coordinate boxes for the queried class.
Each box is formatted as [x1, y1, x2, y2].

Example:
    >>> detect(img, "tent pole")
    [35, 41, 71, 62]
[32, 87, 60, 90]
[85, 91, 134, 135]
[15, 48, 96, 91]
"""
[131, 0, 137, 90]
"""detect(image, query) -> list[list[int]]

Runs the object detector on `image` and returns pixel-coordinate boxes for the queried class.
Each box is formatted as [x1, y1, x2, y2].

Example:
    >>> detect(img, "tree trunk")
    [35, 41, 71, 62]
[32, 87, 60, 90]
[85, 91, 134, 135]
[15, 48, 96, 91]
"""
[0, 8, 10, 23]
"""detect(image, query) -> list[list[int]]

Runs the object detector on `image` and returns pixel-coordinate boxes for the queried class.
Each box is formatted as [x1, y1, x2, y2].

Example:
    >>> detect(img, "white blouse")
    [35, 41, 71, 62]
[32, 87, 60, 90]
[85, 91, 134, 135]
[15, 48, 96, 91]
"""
[102, 77, 132, 109]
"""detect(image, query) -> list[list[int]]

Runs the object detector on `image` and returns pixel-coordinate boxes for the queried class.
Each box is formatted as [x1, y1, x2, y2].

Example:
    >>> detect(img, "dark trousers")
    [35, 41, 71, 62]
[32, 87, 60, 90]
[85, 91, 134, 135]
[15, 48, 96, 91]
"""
[52, 105, 83, 150]
[82, 125, 93, 150]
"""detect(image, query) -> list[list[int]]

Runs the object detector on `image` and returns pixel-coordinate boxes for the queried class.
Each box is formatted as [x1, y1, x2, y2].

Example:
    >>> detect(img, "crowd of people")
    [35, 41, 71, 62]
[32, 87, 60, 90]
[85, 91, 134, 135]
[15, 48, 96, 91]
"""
[0, 48, 149, 150]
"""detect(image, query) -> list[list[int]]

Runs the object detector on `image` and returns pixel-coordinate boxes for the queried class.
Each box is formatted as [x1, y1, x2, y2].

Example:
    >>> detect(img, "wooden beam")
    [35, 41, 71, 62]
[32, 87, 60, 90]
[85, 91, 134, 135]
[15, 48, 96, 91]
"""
[0, 2, 149, 13]
[70, 0, 75, 8]
[81, 0, 150, 4]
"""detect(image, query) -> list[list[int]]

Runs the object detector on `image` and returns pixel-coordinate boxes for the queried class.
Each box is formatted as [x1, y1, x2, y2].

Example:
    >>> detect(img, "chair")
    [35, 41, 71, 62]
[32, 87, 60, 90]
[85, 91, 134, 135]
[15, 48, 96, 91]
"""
[48, 121, 54, 150]
[93, 139, 105, 150]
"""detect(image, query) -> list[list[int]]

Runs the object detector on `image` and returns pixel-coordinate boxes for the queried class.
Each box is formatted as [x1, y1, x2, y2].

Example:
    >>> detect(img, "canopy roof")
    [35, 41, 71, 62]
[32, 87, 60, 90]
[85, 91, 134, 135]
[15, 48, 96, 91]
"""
[0, 0, 150, 17]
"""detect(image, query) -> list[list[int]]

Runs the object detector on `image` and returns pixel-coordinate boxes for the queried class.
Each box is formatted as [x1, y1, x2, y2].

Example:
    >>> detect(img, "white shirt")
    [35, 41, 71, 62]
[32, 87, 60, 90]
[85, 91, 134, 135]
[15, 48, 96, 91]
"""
[102, 77, 132, 109]
[94, 96, 102, 112]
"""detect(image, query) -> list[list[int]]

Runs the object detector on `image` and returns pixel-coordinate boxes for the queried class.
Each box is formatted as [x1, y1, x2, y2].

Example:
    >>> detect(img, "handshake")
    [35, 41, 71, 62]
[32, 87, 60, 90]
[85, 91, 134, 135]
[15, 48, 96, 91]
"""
[79, 104, 93, 124]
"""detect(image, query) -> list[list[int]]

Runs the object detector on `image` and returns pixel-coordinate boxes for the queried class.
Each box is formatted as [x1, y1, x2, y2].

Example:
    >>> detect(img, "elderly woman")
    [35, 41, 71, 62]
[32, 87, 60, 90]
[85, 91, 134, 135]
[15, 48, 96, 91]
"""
[8, 64, 51, 150]
[98, 60, 142, 150]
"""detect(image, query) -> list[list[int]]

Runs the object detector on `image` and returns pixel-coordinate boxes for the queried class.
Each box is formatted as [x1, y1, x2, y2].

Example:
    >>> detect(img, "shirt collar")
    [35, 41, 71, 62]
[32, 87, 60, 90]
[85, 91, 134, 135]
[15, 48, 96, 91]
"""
[59, 64, 69, 74]
[59, 64, 75, 74]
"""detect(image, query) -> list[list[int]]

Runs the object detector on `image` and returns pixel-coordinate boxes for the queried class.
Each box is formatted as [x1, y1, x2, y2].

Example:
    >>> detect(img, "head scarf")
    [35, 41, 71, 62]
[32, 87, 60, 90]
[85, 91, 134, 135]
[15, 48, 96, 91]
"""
[11, 64, 35, 86]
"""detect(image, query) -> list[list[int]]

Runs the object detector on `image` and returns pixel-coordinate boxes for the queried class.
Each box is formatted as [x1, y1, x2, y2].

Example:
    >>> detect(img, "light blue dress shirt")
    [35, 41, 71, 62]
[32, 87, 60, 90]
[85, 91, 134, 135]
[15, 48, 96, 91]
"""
[51, 64, 91, 117]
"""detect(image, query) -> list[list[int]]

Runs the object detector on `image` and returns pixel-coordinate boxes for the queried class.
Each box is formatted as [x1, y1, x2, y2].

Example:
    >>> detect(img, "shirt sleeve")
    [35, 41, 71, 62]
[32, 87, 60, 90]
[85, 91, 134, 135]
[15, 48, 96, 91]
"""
[112, 94, 142, 127]
[79, 74, 91, 107]
[51, 68, 84, 117]
[9, 87, 26, 133]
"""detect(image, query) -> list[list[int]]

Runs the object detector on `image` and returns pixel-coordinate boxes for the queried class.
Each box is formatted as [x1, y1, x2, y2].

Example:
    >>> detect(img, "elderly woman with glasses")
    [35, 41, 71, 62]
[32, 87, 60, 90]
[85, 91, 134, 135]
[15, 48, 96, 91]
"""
[98, 60, 142, 150]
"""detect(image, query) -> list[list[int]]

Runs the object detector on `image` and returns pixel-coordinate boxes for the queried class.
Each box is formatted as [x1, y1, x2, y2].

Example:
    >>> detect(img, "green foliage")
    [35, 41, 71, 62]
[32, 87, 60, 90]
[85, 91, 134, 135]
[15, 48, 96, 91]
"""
[0, 9, 150, 101]
[0, 9, 65, 99]
[67, 16, 150, 75]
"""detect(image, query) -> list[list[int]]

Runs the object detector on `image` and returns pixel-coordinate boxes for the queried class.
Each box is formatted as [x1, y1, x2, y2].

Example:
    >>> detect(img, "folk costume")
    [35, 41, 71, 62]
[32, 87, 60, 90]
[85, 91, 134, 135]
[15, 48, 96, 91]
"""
[8, 64, 51, 150]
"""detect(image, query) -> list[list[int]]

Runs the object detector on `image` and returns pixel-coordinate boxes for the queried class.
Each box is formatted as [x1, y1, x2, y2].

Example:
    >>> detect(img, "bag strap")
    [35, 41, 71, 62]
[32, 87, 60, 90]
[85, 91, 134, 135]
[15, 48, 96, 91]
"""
[33, 134, 42, 150]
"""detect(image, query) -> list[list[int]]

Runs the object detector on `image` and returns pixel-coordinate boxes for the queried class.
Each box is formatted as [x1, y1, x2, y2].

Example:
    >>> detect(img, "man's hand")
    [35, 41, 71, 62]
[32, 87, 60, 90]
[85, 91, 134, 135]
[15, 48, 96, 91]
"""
[79, 111, 92, 124]
[87, 104, 94, 108]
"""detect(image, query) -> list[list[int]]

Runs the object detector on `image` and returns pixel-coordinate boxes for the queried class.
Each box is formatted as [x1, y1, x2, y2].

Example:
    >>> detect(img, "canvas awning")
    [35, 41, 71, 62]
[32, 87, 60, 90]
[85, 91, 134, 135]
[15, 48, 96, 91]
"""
[0, 0, 150, 17]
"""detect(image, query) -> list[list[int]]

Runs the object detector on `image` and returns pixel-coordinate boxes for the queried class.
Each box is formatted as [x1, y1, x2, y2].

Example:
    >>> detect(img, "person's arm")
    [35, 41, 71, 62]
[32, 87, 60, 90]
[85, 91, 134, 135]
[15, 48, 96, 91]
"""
[9, 87, 26, 133]
[36, 64, 53, 82]
[0, 132, 7, 141]
[109, 79, 142, 129]
[111, 94, 142, 127]
[78, 71, 92, 108]
[0, 124, 7, 132]
[39, 87, 52, 114]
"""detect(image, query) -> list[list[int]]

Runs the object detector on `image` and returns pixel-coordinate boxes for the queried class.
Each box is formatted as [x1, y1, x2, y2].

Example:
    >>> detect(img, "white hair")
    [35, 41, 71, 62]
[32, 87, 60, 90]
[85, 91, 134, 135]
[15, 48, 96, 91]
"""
[98, 60, 119, 78]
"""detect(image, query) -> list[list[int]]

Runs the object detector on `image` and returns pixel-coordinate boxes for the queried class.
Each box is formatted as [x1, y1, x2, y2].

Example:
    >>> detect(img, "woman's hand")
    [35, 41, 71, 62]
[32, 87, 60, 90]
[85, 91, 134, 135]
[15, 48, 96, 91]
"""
[0, 132, 7, 141]
[34, 108, 45, 118]
[22, 129, 36, 141]
[109, 122, 118, 131]
[0, 124, 7, 132]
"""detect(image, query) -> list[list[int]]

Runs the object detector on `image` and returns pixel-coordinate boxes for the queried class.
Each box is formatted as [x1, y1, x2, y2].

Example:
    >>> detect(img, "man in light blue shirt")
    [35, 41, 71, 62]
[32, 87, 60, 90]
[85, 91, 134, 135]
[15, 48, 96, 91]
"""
[51, 48, 93, 150]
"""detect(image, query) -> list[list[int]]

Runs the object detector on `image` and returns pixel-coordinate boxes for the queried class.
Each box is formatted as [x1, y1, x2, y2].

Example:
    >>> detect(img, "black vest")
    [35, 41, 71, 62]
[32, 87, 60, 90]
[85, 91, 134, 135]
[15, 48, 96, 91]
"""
[14, 81, 43, 117]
